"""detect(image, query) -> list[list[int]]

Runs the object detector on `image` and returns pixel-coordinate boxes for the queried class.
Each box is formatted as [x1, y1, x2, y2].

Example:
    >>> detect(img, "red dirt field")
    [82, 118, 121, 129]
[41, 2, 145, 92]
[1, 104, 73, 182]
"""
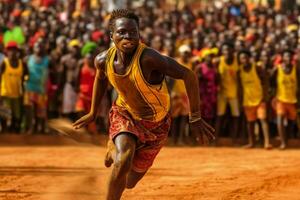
[0, 145, 300, 200]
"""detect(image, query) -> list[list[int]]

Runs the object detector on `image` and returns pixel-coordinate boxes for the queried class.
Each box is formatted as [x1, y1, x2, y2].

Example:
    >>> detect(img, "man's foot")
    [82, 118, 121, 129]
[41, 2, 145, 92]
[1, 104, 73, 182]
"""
[279, 143, 286, 150]
[243, 143, 254, 149]
[264, 144, 273, 150]
[104, 140, 115, 168]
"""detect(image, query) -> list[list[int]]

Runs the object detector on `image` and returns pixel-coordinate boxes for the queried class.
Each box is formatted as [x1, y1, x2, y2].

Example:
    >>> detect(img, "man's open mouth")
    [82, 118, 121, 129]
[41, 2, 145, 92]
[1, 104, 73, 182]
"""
[122, 42, 135, 49]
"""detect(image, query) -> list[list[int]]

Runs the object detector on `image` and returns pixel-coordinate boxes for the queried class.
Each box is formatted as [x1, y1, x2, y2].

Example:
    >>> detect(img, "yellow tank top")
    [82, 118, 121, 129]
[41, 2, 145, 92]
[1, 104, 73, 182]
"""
[218, 56, 239, 98]
[106, 43, 170, 122]
[276, 64, 297, 103]
[240, 64, 263, 106]
[172, 58, 192, 95]
[1, 58, 23, 98]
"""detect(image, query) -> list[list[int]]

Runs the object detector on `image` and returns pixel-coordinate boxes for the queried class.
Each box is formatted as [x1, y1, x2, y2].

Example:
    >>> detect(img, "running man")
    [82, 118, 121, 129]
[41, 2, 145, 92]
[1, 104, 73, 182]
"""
[73, 9, 215, 200]
[272, 49, 299, 149]
[238, 49, 272, 149]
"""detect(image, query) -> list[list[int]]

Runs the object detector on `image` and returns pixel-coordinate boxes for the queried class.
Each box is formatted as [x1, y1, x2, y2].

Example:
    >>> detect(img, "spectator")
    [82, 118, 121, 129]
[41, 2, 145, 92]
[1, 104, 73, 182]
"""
[238, 49, 272, 149]
[75, 42, 97, 133]
[194, 48, 218, 126]
[272, 49, 300, 149]
[23, 41, 49, 133]
[215, 42, 240, 143]
[0, 41, 27, 133]
[60, 39, 81, 121]
[170, 44, 192, 145]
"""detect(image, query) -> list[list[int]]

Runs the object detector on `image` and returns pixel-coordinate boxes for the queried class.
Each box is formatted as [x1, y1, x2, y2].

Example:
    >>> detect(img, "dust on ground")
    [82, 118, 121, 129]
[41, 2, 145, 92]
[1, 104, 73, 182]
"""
[0, 146, 299, 200]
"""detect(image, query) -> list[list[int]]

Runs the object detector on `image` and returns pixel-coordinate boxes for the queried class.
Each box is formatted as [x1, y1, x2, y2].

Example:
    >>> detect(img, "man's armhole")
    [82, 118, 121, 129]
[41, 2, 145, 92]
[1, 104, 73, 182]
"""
[0, 59, 6, 74]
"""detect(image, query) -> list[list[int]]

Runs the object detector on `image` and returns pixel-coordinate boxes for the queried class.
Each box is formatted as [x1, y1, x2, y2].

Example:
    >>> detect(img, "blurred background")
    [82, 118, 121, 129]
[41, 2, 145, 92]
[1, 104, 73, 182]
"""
[0, 0, 300, 147]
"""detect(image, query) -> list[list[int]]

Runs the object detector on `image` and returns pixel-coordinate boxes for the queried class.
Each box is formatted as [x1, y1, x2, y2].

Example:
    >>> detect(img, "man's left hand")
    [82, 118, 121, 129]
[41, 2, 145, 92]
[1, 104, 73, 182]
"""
[189, 118, 215, 145]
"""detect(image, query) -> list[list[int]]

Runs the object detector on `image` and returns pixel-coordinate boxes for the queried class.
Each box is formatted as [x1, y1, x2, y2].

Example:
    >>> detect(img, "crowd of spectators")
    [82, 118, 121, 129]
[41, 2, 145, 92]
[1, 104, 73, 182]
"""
[0, 0, 300, 148]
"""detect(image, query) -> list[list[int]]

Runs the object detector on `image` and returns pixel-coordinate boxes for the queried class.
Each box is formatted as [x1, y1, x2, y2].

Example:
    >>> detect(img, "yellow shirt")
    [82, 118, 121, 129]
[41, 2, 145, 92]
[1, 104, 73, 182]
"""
[276, 64, 297, 103]
[218, 56, 239, 98]
[172, 58, 192, 96]
[240, 64, 263, 106]
[106, 43, 170, 122]
[1, 58, 23, 98]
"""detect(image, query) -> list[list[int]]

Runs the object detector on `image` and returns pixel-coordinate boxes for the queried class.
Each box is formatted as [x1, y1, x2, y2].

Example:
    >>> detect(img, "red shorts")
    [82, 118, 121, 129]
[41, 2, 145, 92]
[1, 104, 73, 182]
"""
[23, 91, 47, 118]
[109, 104, 171, 173]
[275, 100, 297, 120]
[244, 102, 266, 122]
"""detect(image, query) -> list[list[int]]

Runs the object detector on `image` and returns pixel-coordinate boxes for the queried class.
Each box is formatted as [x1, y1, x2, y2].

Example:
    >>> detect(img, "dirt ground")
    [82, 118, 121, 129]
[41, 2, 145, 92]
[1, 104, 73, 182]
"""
[0, 146, 300, 200]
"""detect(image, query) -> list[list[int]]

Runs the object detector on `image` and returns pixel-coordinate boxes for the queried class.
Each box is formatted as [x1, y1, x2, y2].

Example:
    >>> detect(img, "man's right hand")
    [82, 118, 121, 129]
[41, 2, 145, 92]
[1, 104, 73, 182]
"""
[73, 112, 96, 129]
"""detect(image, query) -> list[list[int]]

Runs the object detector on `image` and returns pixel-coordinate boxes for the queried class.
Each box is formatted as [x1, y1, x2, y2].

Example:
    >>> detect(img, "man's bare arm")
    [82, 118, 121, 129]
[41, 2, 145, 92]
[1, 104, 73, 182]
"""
[141, 48, 215, 143]
[89, 52, 109, 117]
[141, 48, 200, 114]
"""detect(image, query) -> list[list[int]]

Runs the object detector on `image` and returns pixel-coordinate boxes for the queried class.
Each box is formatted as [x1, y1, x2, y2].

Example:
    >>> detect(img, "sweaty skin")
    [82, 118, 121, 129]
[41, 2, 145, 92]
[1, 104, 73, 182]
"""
[73, 17, 215, 200]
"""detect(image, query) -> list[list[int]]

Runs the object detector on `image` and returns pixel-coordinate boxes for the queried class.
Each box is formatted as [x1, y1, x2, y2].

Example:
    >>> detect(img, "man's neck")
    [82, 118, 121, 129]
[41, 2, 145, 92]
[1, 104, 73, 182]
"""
[243, 63, 252, 71]
[116, 49, 135, 67]
[225, 55, 234, 65]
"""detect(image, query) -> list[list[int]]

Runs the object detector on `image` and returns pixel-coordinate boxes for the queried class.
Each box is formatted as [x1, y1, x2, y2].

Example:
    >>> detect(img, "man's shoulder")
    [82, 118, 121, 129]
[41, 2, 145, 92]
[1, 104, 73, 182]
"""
[95, 50, 109, 63]
[94, 49, 111, 71]
[140, 47, 164, 63]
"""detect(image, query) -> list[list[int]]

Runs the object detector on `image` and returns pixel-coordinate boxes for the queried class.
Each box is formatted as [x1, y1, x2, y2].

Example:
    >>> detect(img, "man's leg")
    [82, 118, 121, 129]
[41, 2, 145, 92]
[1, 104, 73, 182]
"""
[257, 103, 272, 149]
[244, 121, 255, 148]
[178, 115, 188, 145]
[24, 105, 33, 133]
[229, 98, 240, 143]
[286, 104, 298, 139]
[105, 139, 115, 168]
[260, 119, 272, 149]
[171, 116, 180, 145]
[107, 133, 136, 200]
[215, 94, 227, 143]
[12, 98, 22, 133]
[214, 115, 224, 144]
[126, 170, 147, 189]
[277, 115, 286, 149]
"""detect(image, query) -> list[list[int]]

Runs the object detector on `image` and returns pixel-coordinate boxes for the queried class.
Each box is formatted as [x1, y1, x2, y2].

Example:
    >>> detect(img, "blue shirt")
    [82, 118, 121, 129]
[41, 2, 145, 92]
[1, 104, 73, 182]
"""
[26, 55, 49, 94]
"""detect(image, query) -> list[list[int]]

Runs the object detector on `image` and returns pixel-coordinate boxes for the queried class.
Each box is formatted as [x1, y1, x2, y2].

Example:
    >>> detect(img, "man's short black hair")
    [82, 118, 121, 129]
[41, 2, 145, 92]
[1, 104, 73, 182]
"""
[109, 9, 139, 32]
[221, 41, 234, 49]
[238, 49, 251, 58]
[281, 48, 294, 56]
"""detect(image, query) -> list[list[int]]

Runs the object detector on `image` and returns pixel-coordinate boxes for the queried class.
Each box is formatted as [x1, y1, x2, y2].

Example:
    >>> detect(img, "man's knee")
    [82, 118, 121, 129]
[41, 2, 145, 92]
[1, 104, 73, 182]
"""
[114, 148, 135, 176]
[113, 133, 136, 177]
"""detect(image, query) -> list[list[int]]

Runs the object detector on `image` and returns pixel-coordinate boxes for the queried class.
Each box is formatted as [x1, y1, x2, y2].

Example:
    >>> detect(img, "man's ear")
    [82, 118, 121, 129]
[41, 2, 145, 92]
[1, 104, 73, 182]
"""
[110, 32, 113, 40]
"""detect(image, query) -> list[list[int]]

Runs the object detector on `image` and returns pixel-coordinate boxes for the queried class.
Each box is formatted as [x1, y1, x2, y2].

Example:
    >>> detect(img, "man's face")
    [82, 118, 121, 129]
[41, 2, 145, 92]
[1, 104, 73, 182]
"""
[222, 45, 233, 59]
[181, 51, 190, 61]
[260, 51, 268, 63]
[85, 53, 94, 67]
[239, 53, 250, 66]
[70, 46, 80, 56]
[112, 18, 140, 54]
[33, 43, 43, 56]
[283, 52, 292, 65]
[7, 48, 18, 59]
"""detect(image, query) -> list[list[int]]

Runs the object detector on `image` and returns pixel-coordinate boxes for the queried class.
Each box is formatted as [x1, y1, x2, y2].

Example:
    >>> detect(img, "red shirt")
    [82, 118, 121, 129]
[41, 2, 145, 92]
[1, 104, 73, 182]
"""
[79, 62, 95, 99]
